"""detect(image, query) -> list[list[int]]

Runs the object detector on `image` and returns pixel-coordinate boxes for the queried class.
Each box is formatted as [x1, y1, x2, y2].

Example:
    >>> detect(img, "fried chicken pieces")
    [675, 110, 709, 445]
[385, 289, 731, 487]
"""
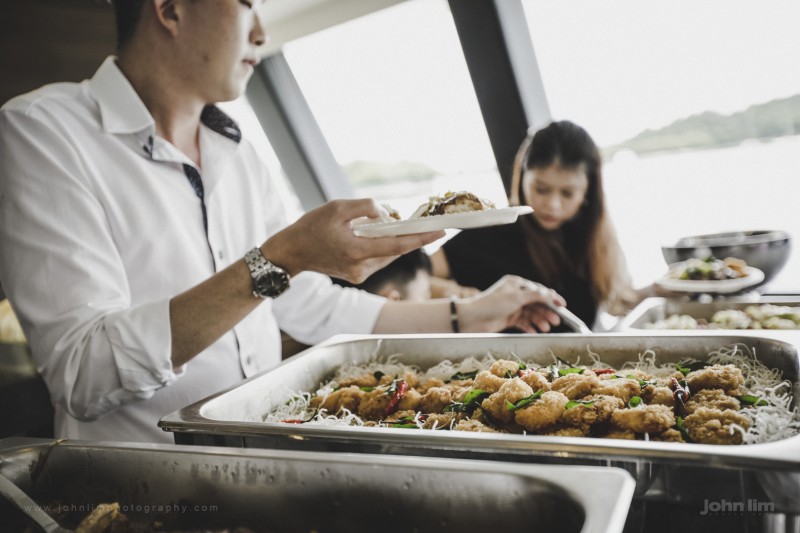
[308, 360, 754, 445]
[410, 191, 494, 218]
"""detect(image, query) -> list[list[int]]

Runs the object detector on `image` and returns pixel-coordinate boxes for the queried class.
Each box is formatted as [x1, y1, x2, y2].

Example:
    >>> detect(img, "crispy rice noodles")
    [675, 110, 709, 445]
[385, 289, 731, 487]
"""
[264, 345, 799, 445]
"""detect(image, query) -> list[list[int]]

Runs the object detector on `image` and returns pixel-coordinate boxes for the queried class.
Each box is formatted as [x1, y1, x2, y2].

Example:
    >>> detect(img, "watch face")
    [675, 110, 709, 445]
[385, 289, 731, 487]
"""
[254, 269, 290, 298]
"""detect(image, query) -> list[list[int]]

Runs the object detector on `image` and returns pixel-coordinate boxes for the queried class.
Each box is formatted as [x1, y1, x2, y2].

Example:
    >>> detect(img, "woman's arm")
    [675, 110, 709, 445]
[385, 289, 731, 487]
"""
[374, 275, 566, 334]
[429, 248, 451, 278]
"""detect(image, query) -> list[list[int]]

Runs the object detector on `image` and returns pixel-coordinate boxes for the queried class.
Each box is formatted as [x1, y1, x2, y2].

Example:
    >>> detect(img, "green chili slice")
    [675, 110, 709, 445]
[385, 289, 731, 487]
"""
[558, 367, 585, 377]
[506, 390, 544, 411]
[566, 400, 596, 409]
[738, 395, 770, 407]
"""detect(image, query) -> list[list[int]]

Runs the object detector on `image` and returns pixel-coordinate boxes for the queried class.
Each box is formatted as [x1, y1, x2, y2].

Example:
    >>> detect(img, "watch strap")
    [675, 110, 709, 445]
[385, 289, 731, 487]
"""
[245, 247, 269, 276]
[244, 247, 290, 299]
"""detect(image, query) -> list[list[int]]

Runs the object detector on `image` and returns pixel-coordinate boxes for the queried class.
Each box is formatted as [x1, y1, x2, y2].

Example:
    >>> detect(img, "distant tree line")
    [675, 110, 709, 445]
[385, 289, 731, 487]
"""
[344, 160, 438, 187]
[603, 93, 800, 159]
[343, 94, 800, 182]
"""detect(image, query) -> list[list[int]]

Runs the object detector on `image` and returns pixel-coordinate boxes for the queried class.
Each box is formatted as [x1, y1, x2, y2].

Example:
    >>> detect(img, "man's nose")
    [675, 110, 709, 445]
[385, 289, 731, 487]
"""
[251, 11, 267, 47]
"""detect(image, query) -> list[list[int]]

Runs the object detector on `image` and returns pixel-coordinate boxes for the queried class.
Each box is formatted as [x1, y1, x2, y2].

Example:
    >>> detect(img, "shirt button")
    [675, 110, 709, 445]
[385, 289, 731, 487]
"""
[218, 250, 224, 260]
[246, 355, 253, 365]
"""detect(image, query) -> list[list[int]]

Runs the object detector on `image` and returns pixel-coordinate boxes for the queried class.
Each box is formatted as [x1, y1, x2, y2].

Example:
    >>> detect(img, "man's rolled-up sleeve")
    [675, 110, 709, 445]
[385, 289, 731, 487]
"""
[0, 109, 181, 421]
[106, 299, 181, 390]
[47, 298, 182, 421]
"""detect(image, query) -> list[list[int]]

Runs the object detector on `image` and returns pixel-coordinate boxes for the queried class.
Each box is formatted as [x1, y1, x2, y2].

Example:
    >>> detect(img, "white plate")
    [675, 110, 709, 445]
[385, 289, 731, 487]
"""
[352, 206, 534, 238]
[655, 266, 765, 294]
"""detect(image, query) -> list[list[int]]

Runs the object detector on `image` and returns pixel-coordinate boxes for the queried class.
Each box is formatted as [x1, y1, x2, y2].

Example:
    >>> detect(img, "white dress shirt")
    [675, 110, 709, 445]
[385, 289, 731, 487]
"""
[0, 57, 386, 443]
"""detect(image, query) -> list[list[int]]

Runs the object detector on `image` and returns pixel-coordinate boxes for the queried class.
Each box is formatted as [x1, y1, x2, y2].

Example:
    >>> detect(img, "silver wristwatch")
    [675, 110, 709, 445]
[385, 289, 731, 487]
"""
[244, 247, 290, 299]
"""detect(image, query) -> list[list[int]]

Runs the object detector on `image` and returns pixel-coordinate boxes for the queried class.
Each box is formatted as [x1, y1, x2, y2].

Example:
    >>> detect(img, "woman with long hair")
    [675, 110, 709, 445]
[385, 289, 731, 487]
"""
[430, 120, 654, 330]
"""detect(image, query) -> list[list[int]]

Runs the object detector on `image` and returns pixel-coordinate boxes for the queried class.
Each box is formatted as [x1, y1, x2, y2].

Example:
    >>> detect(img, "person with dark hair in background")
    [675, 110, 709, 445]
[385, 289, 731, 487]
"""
[431, 120, 661, 331]
[0, 0, 566, 442]
[334, 250, 434, 302]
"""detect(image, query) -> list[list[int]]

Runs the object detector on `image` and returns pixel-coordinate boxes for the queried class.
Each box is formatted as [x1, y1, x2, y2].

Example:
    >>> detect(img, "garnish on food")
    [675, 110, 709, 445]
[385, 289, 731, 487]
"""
[409, 191, 495, 218]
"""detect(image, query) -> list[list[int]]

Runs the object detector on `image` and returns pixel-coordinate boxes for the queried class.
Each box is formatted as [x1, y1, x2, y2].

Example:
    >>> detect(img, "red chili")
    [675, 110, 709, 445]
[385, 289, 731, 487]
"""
[593, 369, 616, 375]
[385, 380, 409, 416]
[280, 419, 306, 424]
[671, 377, 691, 414]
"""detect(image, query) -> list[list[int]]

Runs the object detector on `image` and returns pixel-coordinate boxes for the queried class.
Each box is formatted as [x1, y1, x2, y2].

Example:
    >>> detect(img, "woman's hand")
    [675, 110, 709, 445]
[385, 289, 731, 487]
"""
[262, 199, 444, 283]
[458, 275, 567, 333]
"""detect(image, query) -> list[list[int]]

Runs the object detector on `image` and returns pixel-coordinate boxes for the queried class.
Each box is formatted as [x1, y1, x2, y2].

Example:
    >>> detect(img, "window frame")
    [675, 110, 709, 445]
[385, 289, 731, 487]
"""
[246, 0, 549, 207]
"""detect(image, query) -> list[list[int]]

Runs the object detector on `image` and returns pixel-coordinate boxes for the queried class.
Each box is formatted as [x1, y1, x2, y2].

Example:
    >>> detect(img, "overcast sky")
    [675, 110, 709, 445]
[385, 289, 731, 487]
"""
[526, 0, 800, 145]
[283, 0, 800, 171]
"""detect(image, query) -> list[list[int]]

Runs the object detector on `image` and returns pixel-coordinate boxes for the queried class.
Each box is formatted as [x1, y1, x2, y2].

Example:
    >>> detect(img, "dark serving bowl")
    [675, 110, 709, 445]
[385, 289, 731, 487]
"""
[661, 230, 791, 286]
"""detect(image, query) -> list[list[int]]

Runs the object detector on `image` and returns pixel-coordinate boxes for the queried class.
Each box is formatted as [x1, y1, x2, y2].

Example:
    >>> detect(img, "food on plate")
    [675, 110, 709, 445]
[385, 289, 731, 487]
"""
[645, 304, 800, 330]
[409, 191, 495, 218]
[265, 344, 799, 445]
[666, 256, 748, 281]
[351, 193, 495, 230]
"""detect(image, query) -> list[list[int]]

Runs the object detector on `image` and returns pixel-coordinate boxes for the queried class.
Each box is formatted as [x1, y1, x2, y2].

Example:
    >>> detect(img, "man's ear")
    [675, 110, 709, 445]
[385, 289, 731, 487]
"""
[152, 0, 180, 36]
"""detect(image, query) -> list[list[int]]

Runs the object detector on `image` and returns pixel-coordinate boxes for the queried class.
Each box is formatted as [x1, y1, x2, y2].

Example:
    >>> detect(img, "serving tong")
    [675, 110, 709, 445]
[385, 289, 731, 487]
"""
[0, 472, 72, 532]
[545, 303, 593, 334]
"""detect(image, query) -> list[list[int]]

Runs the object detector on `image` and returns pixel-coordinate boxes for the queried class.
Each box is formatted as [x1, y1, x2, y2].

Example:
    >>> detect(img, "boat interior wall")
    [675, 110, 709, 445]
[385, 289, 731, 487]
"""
[1, 1, 115, 107]
[0, 0, 404, 106]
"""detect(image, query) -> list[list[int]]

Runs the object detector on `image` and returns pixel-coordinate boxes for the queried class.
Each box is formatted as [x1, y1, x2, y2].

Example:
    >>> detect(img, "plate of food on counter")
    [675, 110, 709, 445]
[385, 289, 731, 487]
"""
[645, 303, 800, 330]
[655, 256, 764, 294]
[351, 191, 533, 237]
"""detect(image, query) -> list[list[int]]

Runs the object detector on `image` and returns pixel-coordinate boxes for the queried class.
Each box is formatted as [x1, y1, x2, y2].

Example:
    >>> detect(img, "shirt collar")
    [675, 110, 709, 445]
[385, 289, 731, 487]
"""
[89, 56, 155, 136]
[89, 56, 242, 144]
[201, 105, 242, 144]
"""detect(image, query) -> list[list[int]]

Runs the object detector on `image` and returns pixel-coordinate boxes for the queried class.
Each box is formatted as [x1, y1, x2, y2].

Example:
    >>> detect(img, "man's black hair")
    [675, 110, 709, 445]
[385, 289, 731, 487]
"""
[111, 0, 147, 51]
[332, 250, 432, 298]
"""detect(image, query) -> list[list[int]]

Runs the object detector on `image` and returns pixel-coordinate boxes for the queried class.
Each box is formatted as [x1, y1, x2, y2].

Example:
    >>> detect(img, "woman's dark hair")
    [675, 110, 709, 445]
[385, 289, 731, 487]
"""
[509, 120, 629, 305]
[111, 0, 147, 51]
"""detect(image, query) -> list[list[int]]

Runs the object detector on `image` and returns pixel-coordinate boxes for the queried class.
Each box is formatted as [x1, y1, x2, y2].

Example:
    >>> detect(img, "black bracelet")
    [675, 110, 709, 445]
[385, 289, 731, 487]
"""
[449, 296, 460, 333]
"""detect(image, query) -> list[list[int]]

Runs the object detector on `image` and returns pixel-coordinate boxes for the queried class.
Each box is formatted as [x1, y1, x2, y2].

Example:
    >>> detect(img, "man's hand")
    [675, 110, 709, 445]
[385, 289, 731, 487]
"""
[261, 199, 444, 283]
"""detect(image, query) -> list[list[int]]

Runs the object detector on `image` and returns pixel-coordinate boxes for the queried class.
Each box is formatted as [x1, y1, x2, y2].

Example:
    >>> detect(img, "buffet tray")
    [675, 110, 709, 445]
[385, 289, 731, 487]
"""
[160, 333, 800, 467]
[616, 296, 800, 332]
[159, 333, 800, 518]
[0, 437, 634, 533]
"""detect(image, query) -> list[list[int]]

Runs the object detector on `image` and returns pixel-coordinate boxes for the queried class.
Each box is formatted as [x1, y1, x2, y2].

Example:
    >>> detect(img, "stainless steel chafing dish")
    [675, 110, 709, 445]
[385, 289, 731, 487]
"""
[160, 333, 800, 465]
[160, 333, 800, 521]
[616, 296, 800, 332]
[0, 437, 634, 533]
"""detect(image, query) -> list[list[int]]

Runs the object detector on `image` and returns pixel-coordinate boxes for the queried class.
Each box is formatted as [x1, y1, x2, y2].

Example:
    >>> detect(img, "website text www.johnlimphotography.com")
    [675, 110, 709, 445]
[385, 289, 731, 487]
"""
[24, 503, 219, 515]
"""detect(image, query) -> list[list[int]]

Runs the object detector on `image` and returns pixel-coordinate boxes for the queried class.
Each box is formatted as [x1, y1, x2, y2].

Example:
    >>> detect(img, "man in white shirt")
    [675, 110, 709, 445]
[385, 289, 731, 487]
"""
[0, 0, 564, 443]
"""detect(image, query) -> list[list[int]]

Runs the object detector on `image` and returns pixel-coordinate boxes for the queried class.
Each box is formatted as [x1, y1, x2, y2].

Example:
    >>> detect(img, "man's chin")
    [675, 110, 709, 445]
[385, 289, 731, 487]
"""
[214, 85, 246, 104]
